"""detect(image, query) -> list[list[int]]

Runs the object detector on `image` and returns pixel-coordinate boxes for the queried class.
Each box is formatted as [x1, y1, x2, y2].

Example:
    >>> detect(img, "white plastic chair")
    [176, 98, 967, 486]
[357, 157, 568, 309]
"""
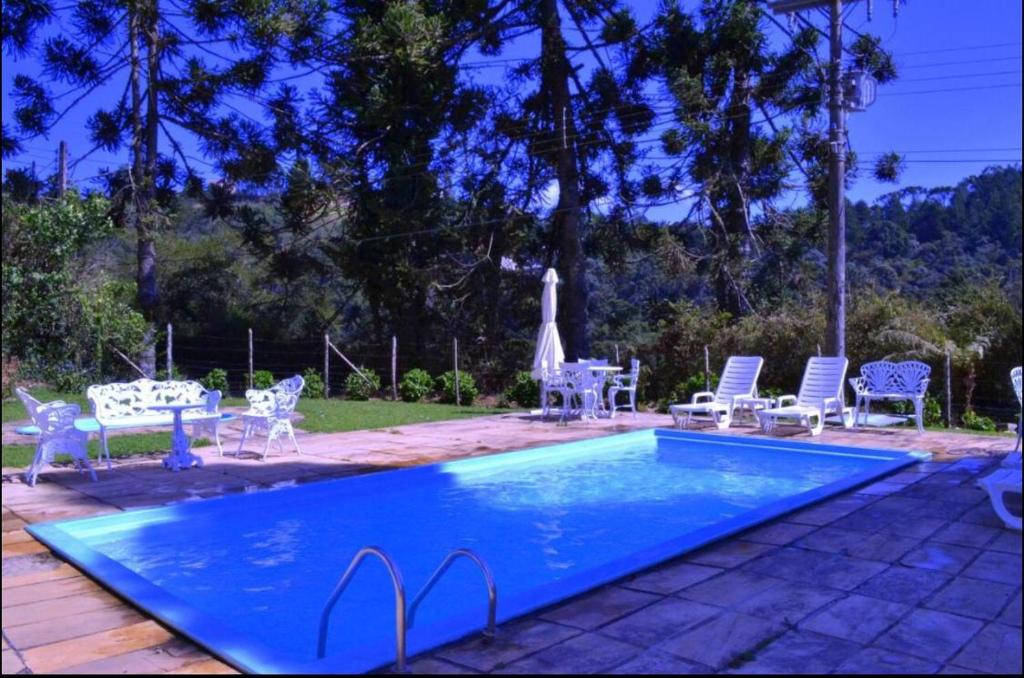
[1011, 366, 1022, 455]
[979, 467, 1022, 531]
[15, 388, 95, 487]
[608, 358, 641, 419]
[757, 357, 854, 436]
[669, 356, 763, 429]
[236, 374, 304, 460]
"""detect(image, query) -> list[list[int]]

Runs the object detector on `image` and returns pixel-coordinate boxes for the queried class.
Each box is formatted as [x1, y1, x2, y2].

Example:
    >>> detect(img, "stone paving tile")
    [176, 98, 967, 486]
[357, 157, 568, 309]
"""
[959, 550, 1022, 585]
[876, 516, 947, 540]
[21, 620, 174, 673]
[493, 631, 639, 674]
[833, 646, 941, 674]
[405, 657, 479, 674]
[986, 529, 1023, 554]
[948, 622, 1022, 675]
[51, 639, 208, 674]
[923, 576, 1019, 620]
[900, 542, 980, 575]
[733, 581, 841, 626]
[171, 657, 241, 674]
[684, 540, 777, 569]
[1, 561, 79, 589]
[435, 619, 581, 673]
[606, 648, 711, 674]
[786, 495, 879, 527]
[874, 609, 985, 663]
[2, 649, 25, 674]
[996, 590, 1021, 627]
[537, 585, 660, 631]
[929, 521, 1002, 549]
[937, 665, 983, 674]
[653, 611, 783, 670]
[799, 594, 911, 644]
[4, 604, 147, 649]
[726, 629, 861, 674]
[2, 588, 123, 628]
[599, 597, 720, 648]
[795, 527, 921, 563]
[847, 565, 950, 606]
[677, 570, 785, 608]
[742, 547, 888, 591]
[957, 503, 1008, 529]
[619, 560, 723, 595]
[740, 522, 817, 546]
[1, 576, 101, 608]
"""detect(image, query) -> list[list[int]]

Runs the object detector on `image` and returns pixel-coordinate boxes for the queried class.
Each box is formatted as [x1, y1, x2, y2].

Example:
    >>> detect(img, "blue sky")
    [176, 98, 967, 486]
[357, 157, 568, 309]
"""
[2, 0, 1020, 221]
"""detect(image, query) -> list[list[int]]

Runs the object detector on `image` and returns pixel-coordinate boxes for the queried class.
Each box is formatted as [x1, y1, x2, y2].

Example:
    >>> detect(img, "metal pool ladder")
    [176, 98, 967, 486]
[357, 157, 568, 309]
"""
[317, 546, 498, 672]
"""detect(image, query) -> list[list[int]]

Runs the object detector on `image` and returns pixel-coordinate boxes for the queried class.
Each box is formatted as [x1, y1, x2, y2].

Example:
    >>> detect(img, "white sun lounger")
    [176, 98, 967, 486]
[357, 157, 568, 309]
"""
[669, 356, 764, 430]
[757, 356, 854, 436]
[979, 467, 1023, 531]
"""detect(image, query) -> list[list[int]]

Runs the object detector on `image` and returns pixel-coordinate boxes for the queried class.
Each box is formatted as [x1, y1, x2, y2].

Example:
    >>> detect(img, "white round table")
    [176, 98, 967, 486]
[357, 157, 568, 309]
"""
[149, 403, 206, 471]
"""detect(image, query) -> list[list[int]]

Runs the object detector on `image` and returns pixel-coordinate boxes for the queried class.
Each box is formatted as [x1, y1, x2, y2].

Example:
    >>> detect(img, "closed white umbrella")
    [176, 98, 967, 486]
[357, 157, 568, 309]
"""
[532, 268, 565, 379]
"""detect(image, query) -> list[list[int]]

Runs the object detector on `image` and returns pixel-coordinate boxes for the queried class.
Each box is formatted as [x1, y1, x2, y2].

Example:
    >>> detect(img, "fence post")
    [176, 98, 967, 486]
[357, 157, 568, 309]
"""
[817, 343, 822, 357]
[454, 337, 461, 406]
[324, 333, 330, 398]
[248, 328, 254, 390]
[391, 336, 398, 401]
[615, 344, 620, 365]
[945, 348, 953, 428]
[166, 323, 173, 379]
[704, 345, 711, 392]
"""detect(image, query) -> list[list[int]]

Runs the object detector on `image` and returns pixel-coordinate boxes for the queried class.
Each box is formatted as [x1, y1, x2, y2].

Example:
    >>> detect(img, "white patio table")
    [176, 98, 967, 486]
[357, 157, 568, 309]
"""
[148, 403, 209, 471]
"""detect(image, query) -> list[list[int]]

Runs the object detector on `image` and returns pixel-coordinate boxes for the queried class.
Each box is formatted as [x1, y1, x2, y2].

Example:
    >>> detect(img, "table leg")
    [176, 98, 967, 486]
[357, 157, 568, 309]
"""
[162, 411, 205, 471]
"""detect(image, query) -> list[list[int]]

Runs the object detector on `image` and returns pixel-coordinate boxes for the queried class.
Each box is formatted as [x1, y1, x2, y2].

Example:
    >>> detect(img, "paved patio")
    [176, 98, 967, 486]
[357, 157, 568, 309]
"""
[2, 412, 1021, 674]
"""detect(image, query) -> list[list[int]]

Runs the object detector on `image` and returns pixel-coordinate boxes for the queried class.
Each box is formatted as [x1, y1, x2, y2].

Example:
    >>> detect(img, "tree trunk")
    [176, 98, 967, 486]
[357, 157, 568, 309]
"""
[540, 0, 588, 360]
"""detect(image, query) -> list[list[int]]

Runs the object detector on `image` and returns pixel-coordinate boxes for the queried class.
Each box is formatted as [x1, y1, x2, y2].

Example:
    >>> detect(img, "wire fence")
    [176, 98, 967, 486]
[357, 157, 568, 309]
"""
[155, 326, 1022, 426]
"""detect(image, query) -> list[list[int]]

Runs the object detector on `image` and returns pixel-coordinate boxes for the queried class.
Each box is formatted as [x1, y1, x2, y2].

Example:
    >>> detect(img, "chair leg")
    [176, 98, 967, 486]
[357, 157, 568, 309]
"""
[100, 429, 112, 469]
[26, 443, 45, 487]
[914, 398, 925, 434]
[236, 422, 251, 457]
[629, 389, 637, 417]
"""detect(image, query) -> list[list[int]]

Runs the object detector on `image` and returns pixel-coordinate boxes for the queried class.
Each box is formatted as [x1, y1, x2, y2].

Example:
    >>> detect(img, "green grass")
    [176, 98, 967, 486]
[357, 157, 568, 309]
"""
[2, 433, 209, 468]
[293, 398, 504, 433]
[2, 388, 90, 423]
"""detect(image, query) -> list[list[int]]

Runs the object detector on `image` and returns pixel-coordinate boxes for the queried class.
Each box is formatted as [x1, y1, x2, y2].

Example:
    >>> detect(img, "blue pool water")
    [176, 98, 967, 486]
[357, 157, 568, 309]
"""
[28, 429, 926, 674]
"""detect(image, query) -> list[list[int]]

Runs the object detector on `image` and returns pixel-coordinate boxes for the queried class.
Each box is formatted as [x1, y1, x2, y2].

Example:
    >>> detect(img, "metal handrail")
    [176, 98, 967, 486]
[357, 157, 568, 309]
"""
[407, 548, 497, 640]
[317, 546, 408, 672]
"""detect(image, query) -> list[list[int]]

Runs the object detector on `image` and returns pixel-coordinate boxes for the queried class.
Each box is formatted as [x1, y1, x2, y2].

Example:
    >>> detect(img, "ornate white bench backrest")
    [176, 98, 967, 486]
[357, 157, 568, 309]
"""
[88, 379, 211, 421]
[855, 361, 930, 398]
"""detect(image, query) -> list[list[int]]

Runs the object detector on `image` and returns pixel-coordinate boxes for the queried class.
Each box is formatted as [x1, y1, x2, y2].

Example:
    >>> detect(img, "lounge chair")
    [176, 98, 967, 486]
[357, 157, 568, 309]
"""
[978, 466, 1022, 531]
[1012, 366, 1022, 454]
[669, 356, 764, 430]
[757, 356, 854, 436]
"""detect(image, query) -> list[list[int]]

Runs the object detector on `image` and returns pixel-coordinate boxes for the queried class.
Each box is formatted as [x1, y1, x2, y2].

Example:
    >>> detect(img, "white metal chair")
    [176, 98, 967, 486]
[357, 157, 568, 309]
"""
[669, 356, 763, 429]
[757, 357, 854, 436]
[15, 388, 95, 487]
[190, 389, 225, 455]
[237, 374, 304, 461]
[608, 358, 641, 419]
[849, 360, 931, 433]
[551, 362, 601, 423]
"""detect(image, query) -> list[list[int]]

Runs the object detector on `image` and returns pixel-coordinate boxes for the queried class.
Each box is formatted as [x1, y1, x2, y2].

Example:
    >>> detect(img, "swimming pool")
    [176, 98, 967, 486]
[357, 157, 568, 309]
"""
[28, 429, 927, 673]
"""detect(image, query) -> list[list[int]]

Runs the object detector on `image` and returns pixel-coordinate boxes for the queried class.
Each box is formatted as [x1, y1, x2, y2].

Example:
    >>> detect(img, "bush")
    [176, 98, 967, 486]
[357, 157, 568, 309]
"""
[156, 365, 185, 381]
[302, 367, 325, 399]
[51, 364, 96, 394]
[346, 368, 381, 400]
[399, 368, 434, 402]
[503, 370, 538, 408]
[201, 368, 230, 394]
[961, 409, 996, 432]
[252, 369, 275, 389]
[436, 370, 478, 405]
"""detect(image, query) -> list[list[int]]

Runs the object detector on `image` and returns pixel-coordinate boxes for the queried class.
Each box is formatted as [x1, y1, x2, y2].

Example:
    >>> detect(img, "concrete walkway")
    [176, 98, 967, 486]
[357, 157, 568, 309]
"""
[2, 413, 1021, 674]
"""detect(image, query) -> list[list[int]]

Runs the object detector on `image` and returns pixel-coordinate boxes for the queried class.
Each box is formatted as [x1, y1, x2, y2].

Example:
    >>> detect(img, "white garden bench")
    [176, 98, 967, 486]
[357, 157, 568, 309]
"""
[87, 378, 231, 464]
[849, 360, 931, 433]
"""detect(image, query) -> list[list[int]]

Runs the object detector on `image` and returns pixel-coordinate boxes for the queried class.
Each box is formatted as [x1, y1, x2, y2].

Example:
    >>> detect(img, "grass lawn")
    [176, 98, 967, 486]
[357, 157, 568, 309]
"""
[3, 390, 504, 467]
[2, 433, 210, 468]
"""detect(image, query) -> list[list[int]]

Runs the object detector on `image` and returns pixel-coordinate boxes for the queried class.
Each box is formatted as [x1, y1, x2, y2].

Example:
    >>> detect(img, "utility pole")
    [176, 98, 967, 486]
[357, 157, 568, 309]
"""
[825, 0, 846, 357]
[770, 0, 894, 356]
[57, 140, 68, 197]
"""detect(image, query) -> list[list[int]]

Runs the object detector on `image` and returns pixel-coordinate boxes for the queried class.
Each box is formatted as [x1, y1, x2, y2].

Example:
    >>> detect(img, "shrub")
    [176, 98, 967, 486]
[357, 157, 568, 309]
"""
[346, 368, 381, 400]
[503, 370, 539, 408]
[436, 370, 478, 405]
[399, 368, 434, 402]
[2, 357, 19, 399]
[302, 367, 325, 399]
[201, 368, 230, 394]
[961, 409, 996, 432]
[252, 369, 275, 389]
[156, 365, 185, 381]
